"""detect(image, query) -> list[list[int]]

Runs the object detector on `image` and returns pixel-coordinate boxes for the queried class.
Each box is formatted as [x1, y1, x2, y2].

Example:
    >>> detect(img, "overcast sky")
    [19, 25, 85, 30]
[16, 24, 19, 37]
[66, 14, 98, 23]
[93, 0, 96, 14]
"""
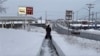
[1, 0, 98, 20]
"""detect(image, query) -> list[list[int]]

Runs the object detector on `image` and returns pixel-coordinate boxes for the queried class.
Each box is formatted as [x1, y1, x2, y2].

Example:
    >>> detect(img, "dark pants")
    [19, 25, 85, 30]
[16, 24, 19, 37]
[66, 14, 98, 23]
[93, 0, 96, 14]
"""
[45, 34, 52, 40]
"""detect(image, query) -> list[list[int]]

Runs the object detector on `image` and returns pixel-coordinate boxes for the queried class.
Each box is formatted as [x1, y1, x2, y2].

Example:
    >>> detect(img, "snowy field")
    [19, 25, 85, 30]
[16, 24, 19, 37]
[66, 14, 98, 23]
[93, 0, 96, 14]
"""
[0, 27, 45, 56]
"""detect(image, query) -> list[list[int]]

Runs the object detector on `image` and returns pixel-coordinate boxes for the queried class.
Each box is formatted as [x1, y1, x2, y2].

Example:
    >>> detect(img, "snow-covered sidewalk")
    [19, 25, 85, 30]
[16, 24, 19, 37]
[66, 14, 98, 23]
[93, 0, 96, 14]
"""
[0, 27, 45, 56]
[52, 31, 100, 56]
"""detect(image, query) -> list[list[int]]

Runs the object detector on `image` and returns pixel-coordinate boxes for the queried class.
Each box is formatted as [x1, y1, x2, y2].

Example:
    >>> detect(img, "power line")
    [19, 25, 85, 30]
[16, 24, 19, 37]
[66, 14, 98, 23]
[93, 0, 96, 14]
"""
[75, 0, 97, 20]
[92, 0, 98, 3]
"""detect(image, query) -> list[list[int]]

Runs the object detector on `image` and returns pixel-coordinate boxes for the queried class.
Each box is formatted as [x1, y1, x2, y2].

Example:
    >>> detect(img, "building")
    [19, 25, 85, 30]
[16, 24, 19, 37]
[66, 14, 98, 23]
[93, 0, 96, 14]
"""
[0, 16, 36, 28]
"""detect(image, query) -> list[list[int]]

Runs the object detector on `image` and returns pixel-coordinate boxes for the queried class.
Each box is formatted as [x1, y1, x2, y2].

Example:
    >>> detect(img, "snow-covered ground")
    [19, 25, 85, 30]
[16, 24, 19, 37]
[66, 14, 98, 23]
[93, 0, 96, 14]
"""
[0, 27, 45, 56]
[1, 25, 100, 56]
[52, 31, 100, 56]
[53, 23, 100, 56]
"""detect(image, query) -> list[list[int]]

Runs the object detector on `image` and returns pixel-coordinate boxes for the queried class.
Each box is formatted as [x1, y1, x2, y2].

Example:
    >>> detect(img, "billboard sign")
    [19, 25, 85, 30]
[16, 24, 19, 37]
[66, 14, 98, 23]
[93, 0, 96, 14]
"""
[26, 7, 33, 15]
[18, 7, 33, 15]
[65, 10, 73, 20]
[18, 7, 26, 15]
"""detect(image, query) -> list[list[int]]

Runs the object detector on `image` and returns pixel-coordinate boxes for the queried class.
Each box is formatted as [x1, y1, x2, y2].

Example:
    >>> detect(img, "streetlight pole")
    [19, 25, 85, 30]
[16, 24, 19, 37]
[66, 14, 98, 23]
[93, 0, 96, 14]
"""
[76, 11, 79, 20]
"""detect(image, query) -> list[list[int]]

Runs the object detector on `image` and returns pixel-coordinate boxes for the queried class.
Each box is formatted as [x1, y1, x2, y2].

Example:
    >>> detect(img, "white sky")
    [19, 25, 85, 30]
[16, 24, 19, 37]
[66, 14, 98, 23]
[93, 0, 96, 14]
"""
[1, 0, 98, 20]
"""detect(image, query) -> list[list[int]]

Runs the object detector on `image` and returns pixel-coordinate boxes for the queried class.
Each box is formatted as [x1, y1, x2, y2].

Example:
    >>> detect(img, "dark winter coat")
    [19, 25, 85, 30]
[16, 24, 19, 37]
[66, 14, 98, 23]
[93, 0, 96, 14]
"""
[46, 25, 51, 35]
[45, 25, 52, 40]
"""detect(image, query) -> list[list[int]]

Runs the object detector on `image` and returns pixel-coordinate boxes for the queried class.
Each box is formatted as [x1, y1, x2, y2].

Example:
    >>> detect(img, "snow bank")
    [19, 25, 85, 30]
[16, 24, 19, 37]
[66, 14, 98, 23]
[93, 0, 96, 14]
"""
[52, 38, 65, 56]
[79, 29, 100, 41]
[81, 29, 100, 35]
[0, 27, 45, 56]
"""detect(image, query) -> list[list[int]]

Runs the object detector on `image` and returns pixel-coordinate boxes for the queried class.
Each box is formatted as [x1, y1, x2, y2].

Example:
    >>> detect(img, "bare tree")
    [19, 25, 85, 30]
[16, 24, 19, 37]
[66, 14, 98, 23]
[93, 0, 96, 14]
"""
[0, 0, 6, 13]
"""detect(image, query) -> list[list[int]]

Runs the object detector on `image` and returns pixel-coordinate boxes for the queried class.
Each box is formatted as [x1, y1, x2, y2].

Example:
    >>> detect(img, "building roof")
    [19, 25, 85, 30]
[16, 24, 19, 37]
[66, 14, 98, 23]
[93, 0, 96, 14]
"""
[0, 16, 36, 21]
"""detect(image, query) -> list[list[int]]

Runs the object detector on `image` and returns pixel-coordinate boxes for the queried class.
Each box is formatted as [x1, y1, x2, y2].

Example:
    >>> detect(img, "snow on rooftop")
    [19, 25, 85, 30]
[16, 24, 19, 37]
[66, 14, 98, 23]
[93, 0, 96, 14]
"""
[0, 16, 36, 21]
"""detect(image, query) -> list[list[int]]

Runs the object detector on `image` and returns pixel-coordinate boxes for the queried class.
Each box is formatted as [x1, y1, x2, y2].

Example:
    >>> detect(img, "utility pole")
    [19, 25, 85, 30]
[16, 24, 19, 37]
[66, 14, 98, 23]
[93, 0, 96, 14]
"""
[73, 12, 74, 20]
[45, 11, 47, 24]
[95, 12, 100, 29]
[92, 12, 94, 27]
[86, 3, 94, 27]
[95, 12, 98, 29]
[76, 11, 79, 20]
